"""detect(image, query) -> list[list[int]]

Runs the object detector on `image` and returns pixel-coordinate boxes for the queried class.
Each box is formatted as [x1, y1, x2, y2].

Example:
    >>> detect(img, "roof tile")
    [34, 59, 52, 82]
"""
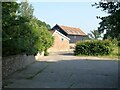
[59, 25, 86, 36]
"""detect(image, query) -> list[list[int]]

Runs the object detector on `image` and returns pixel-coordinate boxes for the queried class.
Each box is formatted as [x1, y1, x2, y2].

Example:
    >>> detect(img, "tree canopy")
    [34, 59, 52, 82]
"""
[2, 2, 53, 56]
[93, 1, 120, 40]
[88, 30, 102, 40]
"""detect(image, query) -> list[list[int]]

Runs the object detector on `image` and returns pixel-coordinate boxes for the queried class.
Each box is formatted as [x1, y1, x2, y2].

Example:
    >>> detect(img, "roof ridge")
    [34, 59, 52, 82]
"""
[60, 25, 80, 29]
[56, 24, 86, 36]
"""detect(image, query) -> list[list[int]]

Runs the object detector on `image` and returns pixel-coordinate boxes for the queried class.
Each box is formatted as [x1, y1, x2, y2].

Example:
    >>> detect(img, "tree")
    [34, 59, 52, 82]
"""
[36, 19, 51, 30]
[19, 1, 34, 19]
[29, 18, 54, 53]
[93, 1, 120, 40]
[2, 2, 26, 56]
[88, 30, 102, 40]
[2, 2, 37, 56]
[2, 2, 53, 56]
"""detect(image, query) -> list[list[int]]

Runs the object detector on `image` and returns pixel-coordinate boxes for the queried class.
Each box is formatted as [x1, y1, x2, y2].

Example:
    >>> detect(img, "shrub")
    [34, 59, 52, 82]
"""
[111, 38, 119, 46]
[74, 40, 113, 56]
[44, 49, 49, 56]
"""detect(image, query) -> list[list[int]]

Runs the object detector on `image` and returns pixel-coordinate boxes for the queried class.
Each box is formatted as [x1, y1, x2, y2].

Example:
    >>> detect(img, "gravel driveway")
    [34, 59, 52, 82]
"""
[3, 51, 118, 88]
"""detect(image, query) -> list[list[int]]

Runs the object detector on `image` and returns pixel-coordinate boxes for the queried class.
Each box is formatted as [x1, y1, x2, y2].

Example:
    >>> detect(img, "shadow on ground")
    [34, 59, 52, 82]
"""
[3, 55, 118, 88]
[59, 52, 74, 56]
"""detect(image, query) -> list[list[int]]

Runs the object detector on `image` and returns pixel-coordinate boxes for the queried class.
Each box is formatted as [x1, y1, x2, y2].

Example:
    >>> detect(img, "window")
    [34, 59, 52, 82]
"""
[61, 38, 64, 42]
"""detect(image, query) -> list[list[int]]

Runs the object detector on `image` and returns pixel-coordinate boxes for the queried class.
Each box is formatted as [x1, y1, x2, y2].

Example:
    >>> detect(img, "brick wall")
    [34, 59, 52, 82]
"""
[69, 43, 76, 49]
[2, 55, 35, 79]
[48, 32, 69, 52]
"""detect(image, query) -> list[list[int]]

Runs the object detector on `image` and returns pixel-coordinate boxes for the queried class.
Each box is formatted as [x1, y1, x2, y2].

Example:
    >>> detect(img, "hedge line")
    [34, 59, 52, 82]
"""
[74, 40, 113, 56]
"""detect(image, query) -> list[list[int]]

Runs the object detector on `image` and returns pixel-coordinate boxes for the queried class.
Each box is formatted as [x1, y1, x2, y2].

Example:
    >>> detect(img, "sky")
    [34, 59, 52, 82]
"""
[30, 2, 108, 34]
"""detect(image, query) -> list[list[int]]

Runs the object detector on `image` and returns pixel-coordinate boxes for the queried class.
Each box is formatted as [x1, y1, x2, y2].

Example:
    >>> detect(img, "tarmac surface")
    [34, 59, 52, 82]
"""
[3, 52, 118, 88]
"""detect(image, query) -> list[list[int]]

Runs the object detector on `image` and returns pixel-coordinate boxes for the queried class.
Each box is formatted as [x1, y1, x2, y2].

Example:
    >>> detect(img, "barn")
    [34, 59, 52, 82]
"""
[52, 24, 87, 48]
[48, 30, 70, 52]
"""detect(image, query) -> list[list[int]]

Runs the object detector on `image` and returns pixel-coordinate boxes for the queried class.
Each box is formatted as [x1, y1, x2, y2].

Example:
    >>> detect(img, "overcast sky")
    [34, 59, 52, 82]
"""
[30, 2, 108, 34]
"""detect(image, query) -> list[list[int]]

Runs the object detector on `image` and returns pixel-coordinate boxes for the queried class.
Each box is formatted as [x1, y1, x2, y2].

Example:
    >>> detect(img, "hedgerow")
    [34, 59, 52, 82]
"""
[74, 40, 113, 56]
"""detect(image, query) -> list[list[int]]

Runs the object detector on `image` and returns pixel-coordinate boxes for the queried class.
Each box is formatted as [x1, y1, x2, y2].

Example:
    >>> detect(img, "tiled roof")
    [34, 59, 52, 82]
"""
[59, 25, 86, 36]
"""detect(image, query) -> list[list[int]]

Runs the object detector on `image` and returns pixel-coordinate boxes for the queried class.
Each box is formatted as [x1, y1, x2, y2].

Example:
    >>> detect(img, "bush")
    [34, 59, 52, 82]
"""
[111, 38, 118, 46]
[44, 49, 49, 56]
[74, 40, 113, 56]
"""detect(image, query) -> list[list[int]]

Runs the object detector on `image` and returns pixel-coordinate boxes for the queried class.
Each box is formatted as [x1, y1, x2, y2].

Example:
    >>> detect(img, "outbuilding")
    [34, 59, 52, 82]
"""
[48, 30, 70, 52]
